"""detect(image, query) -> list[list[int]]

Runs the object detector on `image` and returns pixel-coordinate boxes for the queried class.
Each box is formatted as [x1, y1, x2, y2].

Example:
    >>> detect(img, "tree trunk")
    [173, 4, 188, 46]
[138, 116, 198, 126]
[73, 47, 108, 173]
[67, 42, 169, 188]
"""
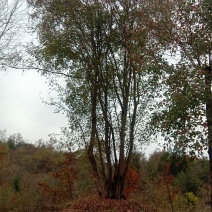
[87, 82, 103, 197]
[106, 172, 125, 199]
[205, 66, 212, 210]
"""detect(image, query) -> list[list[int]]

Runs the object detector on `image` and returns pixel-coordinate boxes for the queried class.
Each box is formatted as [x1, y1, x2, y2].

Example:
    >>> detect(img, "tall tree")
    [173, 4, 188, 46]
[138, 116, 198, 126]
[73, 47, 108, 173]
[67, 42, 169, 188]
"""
[150, 0, 212, 207]
[27, 0, 164, 199]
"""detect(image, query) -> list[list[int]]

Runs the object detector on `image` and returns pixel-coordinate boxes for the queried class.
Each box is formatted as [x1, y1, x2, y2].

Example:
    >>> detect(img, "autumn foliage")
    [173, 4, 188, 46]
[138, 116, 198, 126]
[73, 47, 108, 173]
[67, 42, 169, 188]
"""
[124, 167, 140, 197]
[38, 152, 77, 205]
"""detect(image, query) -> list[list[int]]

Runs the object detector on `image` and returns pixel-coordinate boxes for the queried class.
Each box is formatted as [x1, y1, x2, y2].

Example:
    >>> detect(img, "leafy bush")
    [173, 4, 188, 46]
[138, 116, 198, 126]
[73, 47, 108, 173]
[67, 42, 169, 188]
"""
[185, 192, 199, 205]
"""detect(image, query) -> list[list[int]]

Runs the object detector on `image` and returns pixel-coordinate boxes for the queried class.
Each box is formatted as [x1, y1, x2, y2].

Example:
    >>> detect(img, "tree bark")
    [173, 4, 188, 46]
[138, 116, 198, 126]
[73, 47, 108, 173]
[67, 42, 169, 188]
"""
[205, 66, 212, 210]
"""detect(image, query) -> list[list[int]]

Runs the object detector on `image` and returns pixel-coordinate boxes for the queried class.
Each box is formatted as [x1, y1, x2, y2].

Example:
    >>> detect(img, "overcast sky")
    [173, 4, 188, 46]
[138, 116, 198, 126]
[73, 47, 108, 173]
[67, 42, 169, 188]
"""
[0, 69, 68, 143]
[0, 68, 160, 155]
[0, 0, 160, 154]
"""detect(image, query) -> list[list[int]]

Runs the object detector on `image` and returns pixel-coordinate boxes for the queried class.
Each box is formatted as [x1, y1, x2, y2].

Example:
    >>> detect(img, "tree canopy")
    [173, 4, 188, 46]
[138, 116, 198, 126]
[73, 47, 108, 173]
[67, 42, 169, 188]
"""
[151, 0, 211, 152]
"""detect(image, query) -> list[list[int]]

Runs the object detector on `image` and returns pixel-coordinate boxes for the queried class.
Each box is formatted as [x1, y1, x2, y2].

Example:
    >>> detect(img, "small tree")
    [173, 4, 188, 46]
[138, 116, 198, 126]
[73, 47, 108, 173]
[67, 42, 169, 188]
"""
[38, 152, 77, 205]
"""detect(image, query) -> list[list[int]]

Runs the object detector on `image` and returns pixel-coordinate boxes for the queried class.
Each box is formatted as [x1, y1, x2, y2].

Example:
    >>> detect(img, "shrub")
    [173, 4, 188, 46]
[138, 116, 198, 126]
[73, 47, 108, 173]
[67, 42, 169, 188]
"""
[185, 192, 199, 205]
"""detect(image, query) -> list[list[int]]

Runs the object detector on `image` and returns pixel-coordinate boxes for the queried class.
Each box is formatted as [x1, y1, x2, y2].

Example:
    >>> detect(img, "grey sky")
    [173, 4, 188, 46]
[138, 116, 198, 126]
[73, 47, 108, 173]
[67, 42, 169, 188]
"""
[0, 69, 68, 143]
[0, 0, 160, 154]
[0, 69, 160, 156]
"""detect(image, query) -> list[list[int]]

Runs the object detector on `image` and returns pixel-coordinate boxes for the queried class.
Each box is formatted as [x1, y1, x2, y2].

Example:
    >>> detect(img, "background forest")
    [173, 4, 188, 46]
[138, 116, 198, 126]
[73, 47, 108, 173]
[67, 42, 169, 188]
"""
[0, 131, 211, 211]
